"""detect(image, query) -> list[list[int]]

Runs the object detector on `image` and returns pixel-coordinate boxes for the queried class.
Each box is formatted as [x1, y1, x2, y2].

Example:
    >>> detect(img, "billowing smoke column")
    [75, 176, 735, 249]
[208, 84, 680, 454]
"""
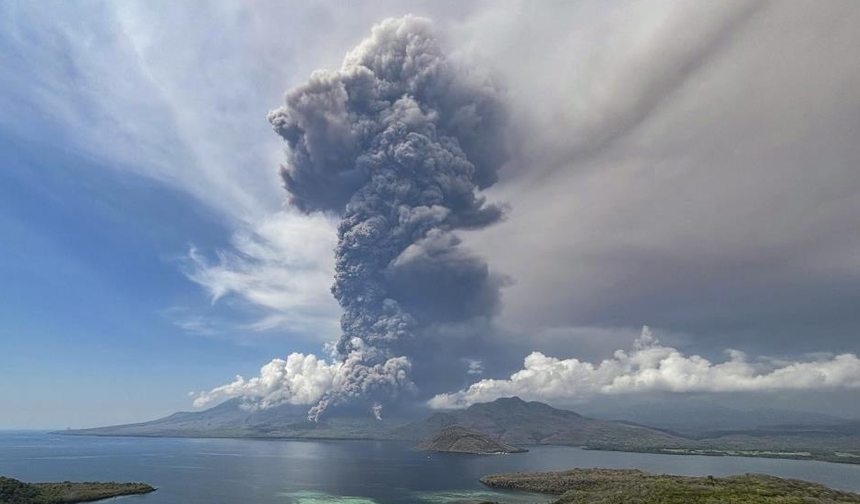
[268, 16, 507, 420]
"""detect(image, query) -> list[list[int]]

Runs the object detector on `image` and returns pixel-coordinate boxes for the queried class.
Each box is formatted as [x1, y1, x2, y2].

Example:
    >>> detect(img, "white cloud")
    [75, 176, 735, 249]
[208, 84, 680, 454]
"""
[466, 359, 484, 375]
[429, 326, 860, 409]
[193, 352, 338, 408]
[2, 1, 483, 223]
[182, 210, 340, 339]
[168, 312, 221, 337]
[192, 339, 415, 410]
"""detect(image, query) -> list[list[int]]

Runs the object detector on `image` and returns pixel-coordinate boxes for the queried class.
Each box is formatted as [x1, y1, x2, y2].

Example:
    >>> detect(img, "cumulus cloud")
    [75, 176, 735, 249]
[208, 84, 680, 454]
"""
[193, 339, 414, 410]
[193, 352, 337, 409]
[429, 326, 860, 409]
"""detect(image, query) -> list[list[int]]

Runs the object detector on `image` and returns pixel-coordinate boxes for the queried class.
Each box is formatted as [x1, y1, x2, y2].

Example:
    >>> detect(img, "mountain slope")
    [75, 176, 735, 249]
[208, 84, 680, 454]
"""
[417, 426, 527, 454]
[62, 399, 408, 440]
[63, 396, 685, 450]
[394, 397, 686, 449]
[59, 396, 860, 463]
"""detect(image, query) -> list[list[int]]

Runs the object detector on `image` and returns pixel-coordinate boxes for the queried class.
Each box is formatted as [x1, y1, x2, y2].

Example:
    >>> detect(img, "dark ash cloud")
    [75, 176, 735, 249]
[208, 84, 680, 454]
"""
[267, 15, 509, 419]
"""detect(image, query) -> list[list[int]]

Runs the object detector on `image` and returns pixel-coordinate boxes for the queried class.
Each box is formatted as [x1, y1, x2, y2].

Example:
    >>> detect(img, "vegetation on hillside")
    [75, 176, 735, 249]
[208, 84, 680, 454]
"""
[480, 468, 860, 504]
[417, 426, 527, 454]
[0, 477, 154, 504]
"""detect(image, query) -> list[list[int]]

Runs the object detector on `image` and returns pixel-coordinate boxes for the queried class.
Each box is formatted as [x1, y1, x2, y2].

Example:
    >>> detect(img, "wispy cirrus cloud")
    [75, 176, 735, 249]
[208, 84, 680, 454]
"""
[1, 1, 345, 345]
[181, 210, 340, 340]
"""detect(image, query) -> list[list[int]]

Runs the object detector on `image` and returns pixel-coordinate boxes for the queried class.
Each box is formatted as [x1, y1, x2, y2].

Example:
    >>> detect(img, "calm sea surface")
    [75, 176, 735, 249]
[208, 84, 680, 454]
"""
[1, 431, 859, 504]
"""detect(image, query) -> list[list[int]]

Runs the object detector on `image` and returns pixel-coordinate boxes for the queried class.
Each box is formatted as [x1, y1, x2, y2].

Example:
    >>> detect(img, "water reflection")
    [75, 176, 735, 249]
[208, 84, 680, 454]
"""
[0, 432, 858, 504]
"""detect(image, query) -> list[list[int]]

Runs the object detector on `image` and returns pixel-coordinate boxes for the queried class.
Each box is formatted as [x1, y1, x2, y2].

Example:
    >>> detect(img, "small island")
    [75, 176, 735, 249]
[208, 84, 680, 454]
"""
[480, 468, 860, 504]
[417, 426, 527, 455]
[0, 476, 155, 504]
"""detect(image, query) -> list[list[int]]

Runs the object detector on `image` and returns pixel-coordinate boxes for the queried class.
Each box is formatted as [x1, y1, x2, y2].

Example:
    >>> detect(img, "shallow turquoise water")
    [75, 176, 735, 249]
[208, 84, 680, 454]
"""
[1, 431, 858, 504]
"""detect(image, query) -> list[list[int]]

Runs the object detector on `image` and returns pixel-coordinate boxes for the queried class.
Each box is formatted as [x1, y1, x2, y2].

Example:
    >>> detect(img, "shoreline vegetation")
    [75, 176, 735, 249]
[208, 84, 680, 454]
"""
[479, 468, 860, 504]
[582, 444, 860, 465]
[417, 426, 527, 454]
[0, 477, 155, 504]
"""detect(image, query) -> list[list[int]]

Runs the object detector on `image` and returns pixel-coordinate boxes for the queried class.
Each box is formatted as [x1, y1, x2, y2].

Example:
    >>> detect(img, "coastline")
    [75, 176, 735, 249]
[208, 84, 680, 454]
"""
[53, 430, 860, 466]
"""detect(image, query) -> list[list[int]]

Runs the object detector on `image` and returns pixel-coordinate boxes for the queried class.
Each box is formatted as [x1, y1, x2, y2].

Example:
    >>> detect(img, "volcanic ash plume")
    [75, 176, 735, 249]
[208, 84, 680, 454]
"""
[268, 16, 508, 420]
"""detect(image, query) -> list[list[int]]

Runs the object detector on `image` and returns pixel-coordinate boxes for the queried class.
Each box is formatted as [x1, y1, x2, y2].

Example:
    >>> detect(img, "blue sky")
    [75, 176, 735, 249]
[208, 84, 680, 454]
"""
[2, 1, 860, 428]
[0, 125, 312, 428]
[0, 1, 347, 428]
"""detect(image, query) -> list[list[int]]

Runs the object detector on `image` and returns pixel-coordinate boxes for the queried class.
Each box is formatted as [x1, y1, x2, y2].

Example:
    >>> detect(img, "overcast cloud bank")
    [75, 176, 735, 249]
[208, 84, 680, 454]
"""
[466, 0, 860, 353]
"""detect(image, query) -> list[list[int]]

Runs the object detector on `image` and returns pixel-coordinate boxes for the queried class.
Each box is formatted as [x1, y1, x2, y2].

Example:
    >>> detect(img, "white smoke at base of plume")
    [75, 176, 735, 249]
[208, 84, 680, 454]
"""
[192, 337, 414, 412]
[192, 352, 337, 409]
[428, 326, 860, 409]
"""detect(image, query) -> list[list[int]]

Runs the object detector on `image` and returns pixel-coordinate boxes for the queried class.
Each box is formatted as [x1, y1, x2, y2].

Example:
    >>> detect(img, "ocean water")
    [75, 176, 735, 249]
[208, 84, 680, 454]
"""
[1, 431, 859, 504]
